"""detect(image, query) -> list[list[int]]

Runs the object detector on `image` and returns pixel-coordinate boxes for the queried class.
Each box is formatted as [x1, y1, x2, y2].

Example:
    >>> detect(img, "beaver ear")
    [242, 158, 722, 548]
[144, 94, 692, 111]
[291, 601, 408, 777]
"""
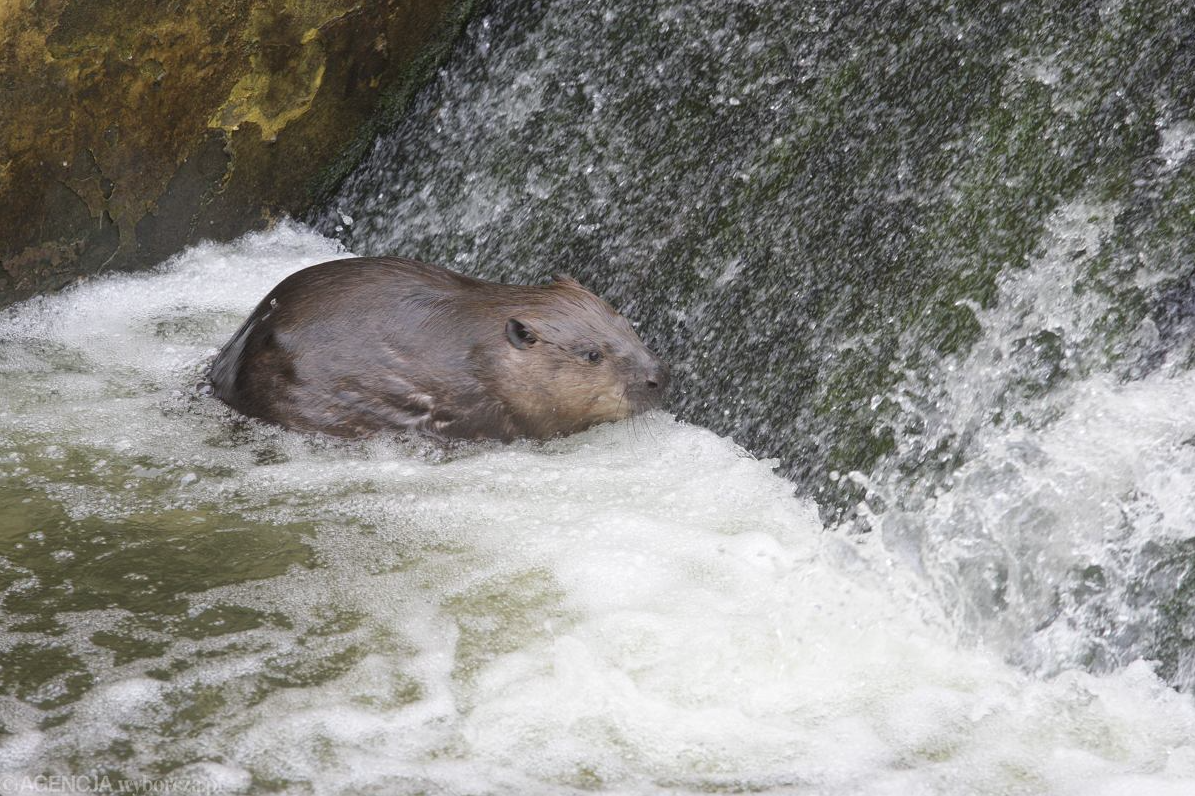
[505, 318, 538, 349]
[551, 273, 585, 290]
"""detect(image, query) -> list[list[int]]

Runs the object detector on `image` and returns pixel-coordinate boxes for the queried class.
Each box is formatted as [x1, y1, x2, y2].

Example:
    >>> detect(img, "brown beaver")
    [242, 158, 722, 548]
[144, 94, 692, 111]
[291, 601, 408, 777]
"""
[207, 257, 669, 441]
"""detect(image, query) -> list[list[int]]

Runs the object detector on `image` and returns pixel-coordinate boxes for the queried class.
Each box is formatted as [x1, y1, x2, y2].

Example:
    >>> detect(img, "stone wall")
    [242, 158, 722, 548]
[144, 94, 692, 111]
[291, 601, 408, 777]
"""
[0, 0, 474, 306]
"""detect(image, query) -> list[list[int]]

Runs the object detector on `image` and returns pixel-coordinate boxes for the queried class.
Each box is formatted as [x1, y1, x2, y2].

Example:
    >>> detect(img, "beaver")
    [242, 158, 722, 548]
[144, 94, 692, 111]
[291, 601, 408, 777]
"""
[207, 257, 669, 441]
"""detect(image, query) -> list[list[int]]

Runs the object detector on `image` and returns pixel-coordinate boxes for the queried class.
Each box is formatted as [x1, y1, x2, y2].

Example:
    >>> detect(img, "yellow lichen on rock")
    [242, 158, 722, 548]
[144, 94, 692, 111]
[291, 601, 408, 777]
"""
[207, 5, 345, 142]
[0, 0, 472, 306]
[209, 60, 328, 142]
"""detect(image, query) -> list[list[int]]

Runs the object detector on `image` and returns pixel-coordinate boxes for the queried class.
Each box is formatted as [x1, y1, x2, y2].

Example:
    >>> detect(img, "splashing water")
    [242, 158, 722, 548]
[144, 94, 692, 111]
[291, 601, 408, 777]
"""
[5, 0, 1195, 791]
[0, 224, 1194, 793]
[322, 0, 1195, 695]
[861, 197, 1195, 685]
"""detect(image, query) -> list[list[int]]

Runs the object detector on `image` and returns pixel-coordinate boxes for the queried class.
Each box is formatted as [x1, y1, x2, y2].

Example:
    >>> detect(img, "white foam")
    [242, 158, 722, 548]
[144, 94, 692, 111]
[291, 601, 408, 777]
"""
[1157, 119, 1195, 173]
[861, 196, 1195, 681]
[1, 223, 1194, 794]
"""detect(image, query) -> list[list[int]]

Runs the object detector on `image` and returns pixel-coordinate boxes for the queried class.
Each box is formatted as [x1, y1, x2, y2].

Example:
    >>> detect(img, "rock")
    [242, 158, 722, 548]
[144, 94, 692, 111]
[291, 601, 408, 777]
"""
[0, 0, 476, 306]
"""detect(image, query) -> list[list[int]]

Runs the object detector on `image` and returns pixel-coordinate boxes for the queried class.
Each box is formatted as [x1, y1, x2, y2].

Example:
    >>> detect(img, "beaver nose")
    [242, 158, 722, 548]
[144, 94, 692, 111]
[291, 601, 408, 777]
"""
[645, 362, 670, 392]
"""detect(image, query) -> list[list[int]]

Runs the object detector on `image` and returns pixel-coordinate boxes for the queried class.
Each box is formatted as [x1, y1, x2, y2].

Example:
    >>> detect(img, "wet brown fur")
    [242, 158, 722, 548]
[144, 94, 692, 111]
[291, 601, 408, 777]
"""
[207, 257, 669, 441]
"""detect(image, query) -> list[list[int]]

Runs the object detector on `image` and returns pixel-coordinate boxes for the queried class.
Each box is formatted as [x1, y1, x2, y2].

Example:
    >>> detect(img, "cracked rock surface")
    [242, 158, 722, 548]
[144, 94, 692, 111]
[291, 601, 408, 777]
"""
[0, 0, 474, 306]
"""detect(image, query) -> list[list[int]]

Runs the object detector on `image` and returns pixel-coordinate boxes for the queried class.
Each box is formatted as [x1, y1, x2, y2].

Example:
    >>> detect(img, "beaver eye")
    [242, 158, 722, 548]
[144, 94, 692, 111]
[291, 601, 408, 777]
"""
[586, 350, 603, 364]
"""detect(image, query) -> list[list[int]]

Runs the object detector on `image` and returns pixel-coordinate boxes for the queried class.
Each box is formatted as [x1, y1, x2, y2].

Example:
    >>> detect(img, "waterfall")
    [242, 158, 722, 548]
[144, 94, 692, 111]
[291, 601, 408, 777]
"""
[3, 1, 1195, 792]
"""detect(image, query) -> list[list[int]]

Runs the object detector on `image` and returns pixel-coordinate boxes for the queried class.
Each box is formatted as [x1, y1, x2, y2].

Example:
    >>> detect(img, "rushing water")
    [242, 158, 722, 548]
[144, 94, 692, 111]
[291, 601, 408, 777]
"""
[325, 0, 1195, 509]
[324, 0, 1195, 692]
[5, 0, 1195, 793]
[315, 1, 1195, 683]
[2, 224, 1194, 794]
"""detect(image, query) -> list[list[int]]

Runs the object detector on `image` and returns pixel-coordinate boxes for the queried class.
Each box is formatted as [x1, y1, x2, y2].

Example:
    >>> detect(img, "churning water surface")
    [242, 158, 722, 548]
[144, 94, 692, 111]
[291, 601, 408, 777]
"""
[7, 0, 1195, 792]
[320, 0, 1195, 703]
[1, 224, 1194, 794]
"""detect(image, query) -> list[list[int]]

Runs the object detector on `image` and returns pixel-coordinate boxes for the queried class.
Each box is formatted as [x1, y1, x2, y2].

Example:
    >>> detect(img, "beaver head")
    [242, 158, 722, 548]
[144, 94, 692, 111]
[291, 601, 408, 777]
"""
[490, 274, 669, 438]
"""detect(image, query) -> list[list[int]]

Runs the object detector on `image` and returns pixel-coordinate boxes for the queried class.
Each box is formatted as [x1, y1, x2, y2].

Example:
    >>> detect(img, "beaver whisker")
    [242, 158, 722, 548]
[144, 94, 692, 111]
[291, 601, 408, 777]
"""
[621, 388, 648, 449]
[630, 393, 661, 449]
[616, 388, 630, 434]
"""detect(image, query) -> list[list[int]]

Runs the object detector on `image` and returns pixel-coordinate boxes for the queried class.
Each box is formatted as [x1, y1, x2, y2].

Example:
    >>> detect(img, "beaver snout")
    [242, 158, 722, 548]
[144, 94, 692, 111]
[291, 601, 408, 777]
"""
[629, 359, 670, 411]
[644, 361, 671, 394]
